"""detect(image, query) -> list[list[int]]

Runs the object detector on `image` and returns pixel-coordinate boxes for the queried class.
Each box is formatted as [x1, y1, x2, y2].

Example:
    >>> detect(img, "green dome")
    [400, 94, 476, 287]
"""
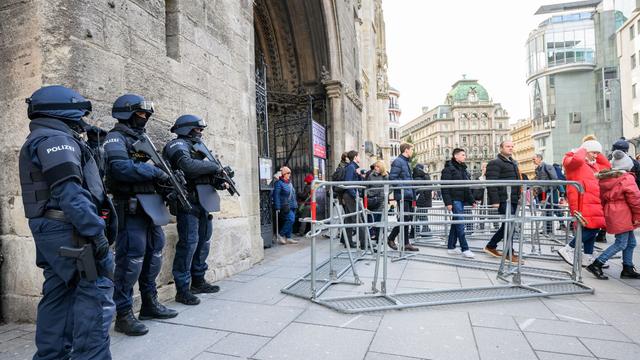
[446, 79, 490, 104]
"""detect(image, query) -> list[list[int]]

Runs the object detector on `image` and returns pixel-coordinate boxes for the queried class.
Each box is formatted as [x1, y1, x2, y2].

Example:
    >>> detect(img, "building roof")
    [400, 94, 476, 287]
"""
[534, 0, 601, 15]
[446, 78, 490, 103]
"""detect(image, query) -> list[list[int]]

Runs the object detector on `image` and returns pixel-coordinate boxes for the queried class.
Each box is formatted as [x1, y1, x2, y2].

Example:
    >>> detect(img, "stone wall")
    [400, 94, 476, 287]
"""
[0, 0, 261, 322]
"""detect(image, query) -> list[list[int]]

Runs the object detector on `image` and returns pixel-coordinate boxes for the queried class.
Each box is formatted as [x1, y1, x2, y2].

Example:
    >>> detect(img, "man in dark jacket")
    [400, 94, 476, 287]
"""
[413, 163, 432, 235]
[387, 143, 419, 251]
[484, 140, 522, 263]
[342, 150, 364, 248]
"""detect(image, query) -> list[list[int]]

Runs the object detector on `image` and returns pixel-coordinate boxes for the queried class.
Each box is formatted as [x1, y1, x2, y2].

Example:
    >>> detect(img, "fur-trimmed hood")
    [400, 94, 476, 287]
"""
[595, 169, 626, 180]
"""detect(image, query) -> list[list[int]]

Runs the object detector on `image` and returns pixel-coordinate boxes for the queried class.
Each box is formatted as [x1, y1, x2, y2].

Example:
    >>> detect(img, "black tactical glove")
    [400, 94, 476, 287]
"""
[89, 233, 110, 260]
[223, 166, 235, 178]
[156, 170, 171, 182]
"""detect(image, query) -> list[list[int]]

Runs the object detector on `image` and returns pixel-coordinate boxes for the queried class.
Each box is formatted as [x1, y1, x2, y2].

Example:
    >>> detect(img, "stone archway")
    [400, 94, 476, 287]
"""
[253, 0, 334, 246]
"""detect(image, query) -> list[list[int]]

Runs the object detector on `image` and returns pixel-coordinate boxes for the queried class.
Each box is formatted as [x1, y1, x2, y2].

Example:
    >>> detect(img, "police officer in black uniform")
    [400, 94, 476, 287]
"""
[85, 125, 108, 177]
[19, 85, 116, 359]
[103, 94, 177, 336]
[164, 115, 228, 305]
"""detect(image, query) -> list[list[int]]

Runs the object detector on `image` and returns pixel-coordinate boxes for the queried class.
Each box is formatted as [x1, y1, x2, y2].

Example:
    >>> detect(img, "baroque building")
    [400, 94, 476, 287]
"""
[617, 6, 640, 150]
[401, 77, 511, 180]
[387, 86, 401, 163]
[0, 0, 388, 321]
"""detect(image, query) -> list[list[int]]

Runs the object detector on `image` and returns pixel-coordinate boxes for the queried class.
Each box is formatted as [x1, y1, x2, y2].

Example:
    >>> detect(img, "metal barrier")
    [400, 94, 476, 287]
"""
[281, 179, 594, 313]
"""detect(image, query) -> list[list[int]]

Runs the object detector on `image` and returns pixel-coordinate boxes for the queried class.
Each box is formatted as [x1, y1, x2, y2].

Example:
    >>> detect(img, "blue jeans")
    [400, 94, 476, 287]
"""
[447, 201, 469, 251]
[568, 227, 599, 255]
[279, 209, 295, 238]
[597, 231, 636, 266]
[174, 204, 213, 292]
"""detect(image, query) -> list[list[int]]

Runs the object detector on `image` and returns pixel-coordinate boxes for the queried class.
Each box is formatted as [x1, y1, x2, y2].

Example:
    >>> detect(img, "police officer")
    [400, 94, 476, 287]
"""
[85, 125, 108, 177]
[19, 85, 115, 359]
[104, 94, 177, 336]
[164, 115, 227, 305]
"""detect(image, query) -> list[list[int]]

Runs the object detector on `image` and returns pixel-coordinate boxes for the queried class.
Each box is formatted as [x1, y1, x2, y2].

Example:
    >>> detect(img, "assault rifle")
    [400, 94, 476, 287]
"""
[192, 141, 240, 196]
[132, 133, 192, 211]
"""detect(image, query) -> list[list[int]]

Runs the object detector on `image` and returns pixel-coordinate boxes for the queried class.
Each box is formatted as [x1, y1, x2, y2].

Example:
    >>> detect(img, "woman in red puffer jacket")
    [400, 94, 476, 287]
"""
[586, 150, 640, 280]
[557, 136, 611, 267]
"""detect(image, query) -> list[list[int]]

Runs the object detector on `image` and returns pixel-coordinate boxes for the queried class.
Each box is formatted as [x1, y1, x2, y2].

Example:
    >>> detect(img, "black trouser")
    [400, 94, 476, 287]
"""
[343, 194, 365, 245]
[388, 200, 412, 245]
[486, 202, 518, 250]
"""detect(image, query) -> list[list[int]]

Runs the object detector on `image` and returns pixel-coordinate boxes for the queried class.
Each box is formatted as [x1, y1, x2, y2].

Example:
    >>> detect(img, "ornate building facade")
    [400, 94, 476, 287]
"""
[0, 0, 389, 321]
[387, 87, 401, 163]
[401, 77, 511, 179]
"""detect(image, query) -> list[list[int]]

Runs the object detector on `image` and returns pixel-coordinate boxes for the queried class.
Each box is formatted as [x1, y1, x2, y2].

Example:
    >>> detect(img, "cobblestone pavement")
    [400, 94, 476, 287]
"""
[2, 233, 640, 360]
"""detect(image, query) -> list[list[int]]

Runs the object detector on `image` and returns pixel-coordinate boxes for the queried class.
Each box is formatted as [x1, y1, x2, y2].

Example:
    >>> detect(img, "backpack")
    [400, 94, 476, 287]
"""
[331, 165, 347, 197]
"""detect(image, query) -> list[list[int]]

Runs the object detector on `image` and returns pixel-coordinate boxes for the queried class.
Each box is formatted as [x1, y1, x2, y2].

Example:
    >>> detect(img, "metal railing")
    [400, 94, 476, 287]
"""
[281, 179, 594, 313]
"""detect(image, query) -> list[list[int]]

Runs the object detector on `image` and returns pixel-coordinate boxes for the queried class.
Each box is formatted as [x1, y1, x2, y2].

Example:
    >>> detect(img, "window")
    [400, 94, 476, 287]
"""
[165, 0, 180, 60]
[632, 54, 637, 69]
[635, 113, 639, 127]
[631, 25, 636, 40]
[633, 84, 637, 99]
[570, 112, 581, 124]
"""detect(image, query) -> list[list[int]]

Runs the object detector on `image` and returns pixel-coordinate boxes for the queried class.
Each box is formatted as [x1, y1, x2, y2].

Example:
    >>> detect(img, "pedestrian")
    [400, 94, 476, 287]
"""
[533, 154, 560, 234]
[483, 140, 522, 264]
[556, 135, 611, 267]
[387, 143, 420, 251]
[104, 94, 178, 336]
[343, 150, 365, 248]
[273, 166, 298, 245]
[441, 149, 476, 258]
[163, 114, 230, 306]
[586, 150, 640, 279]
[294, 173, 314, 236]
[85, 124, 108, 178]
[20, 86, 116, 359]
[367, 160, 389, 241]
[413, 163, 432, 234]
[473, 162, 488, 204]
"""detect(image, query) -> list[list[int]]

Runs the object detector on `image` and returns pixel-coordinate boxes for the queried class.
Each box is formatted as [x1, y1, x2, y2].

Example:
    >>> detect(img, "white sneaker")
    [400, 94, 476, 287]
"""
[447, 248, 462, 255]
[286, 238, 299, 244]
[277, 235, 287, 245]
[462, 250, 475, 258]
[557, 245, 574, 266]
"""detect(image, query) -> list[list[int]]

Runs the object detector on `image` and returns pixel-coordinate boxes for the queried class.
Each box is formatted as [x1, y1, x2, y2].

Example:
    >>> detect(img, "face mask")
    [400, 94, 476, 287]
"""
[130, 114, 148, 129]
[190, 130, 203, 139]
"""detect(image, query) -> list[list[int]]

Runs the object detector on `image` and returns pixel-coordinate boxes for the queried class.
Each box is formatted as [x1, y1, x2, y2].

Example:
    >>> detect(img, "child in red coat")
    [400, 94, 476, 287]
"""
[587, 150, 640, 280]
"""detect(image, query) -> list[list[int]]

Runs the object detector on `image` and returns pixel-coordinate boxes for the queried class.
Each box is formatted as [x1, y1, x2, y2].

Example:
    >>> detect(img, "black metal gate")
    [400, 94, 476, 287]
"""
[256, 55, 274, 248]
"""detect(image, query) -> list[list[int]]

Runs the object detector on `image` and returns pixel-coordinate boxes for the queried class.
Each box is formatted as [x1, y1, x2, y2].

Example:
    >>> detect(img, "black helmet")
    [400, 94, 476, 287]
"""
[26, 85, 92, 122]
[170, 114, 207, 136]
[111, 93, 154, 121]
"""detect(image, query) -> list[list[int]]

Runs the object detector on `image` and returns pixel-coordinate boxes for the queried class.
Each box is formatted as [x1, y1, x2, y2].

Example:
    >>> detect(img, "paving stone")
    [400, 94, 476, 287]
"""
[206, 333, 270, 358]
[457, 268, 493, 279]
[581, 301, 640, 343]
[458, 298, 557, 319]
[474, 327, 537, 360]
[394, 279, 461, 291]
[295, 306, 381, 331]
[469, 312, 519, 330]
[0, 329, 28, 343]
[253, 322, 373, 360]
[110, 321, 227, 360]
[193, 353, 247, 360]
[518, 318, 628, 341]
[237, 264, 279, 276]
[580, 338, 640, 360]
[541, 299, 607, 325]
[165, 299, 303, 337]
[226, 274, 259, 283]
[365, 352, 425, 360]
[401, 269, 461, 283]
[369, 309, 478, 360]
[524, 332, 591, 356]
[0, 337, 35, 360]
[215, 276, 292, 304]
[460, 277, 495, 287]
[535, 351, 595, 359]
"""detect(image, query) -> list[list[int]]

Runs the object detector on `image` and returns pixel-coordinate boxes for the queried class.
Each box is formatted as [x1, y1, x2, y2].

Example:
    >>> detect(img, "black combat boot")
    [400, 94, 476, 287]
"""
[586, 259, 609, 280]
[139, 293, 178, 320]
[114, 308, 149, 336]
[620, 265, 640, 279]
[175, 290, 201, 305]
[191, 277, 220, 294]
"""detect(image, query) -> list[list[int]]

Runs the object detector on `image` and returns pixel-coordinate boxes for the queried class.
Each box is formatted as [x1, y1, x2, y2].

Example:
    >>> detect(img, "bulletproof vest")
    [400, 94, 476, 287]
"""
[104, 124, 156, 197]
[20, 122, 107, 218]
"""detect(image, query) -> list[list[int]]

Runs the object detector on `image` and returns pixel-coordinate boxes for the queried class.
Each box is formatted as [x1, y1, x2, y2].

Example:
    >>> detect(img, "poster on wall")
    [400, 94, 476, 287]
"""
[312, 120, 326, 159]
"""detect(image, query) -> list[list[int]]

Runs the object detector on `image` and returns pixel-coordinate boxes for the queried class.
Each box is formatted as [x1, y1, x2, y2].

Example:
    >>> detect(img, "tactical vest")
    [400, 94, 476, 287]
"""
[19, 124, 107, 218]
[104, 125, 157, 198]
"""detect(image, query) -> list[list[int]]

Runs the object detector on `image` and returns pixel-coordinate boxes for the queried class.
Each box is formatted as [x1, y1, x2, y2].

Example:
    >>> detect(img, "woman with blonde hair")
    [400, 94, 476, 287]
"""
[272, 166, 298, 245]
[367, 160, 389, 241]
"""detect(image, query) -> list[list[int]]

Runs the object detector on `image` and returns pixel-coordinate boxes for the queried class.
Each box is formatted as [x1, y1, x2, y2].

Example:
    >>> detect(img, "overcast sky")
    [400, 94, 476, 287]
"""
[382, 0, 587, 125]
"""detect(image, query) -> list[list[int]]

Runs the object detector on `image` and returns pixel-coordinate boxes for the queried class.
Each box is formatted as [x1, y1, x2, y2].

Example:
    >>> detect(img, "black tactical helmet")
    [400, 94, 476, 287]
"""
[111, 93, 154, 121]
[26, 85, 92, 122]
[171, 114, 207, 136]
